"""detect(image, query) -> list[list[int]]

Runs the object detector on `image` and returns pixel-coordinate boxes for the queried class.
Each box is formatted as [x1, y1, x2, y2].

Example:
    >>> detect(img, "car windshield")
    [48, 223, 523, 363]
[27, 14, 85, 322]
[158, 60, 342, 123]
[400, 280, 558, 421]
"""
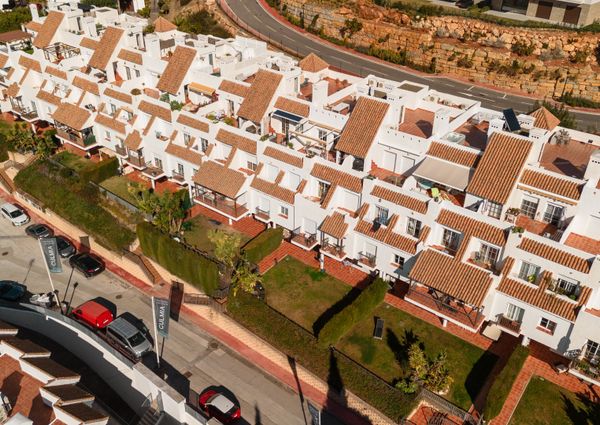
[80, 256, 99, 269]
[0, 283, 14, 295]
[9, 210, 23, 218]
[128, 332, 145, 346]
[56, 238, 68, 250]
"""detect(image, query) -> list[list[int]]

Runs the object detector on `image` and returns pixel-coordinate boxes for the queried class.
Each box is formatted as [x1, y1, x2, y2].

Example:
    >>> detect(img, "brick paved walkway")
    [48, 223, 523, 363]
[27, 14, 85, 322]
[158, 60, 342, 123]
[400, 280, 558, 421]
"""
[187, 205, 265, 238]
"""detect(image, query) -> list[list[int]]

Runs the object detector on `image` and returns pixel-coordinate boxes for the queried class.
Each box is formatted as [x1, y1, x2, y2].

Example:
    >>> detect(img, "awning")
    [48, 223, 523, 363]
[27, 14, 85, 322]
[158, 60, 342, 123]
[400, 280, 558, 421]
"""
[272, 109, 303, 124]
[413, 156, 472, 191]
[189, 82, 215, 96]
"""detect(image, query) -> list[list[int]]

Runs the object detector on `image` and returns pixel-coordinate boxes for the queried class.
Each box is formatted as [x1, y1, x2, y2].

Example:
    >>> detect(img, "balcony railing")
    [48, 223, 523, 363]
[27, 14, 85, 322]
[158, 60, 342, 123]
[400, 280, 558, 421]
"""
[255, 207, 270, 221]
[497, 315, 522, 334]
[171, 171, 186, 183]
[321, 241, 345, 259]
[56, 129, 96, 148]
[570, 357, 600, 383]
[115, 145, 127, 157]
[125, 155, 146, 169]
[358, 252, 377, 268]
[468, 252, 498, 273]
[547, 279, 580, 301]
[291, 228, 317, 249]
[12, 104, 38, 121]
[194, 193, 248, 218]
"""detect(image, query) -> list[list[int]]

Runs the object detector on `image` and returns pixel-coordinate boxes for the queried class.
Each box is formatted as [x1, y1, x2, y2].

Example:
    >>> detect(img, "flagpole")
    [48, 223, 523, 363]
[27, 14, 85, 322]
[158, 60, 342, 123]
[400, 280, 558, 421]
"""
[151, 296, 161, 368]
[38, 239, 59, 310]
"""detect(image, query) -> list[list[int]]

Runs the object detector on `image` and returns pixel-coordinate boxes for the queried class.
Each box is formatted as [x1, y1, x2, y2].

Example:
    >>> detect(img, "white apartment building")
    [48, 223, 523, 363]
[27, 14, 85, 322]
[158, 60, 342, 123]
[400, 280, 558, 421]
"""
[3, 2, 600, 386]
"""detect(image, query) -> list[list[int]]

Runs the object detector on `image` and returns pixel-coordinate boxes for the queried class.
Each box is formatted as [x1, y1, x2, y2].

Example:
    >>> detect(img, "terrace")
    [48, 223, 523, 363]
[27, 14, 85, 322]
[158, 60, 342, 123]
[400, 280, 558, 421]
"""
[192, 186, 248, 219]
[539, 138, 598, 179]
[290, 227, 318, 250]
[55, 126, 97, 150]
[454, 119, 489, 150]
[397, 108, 435, 139]
[298, 77, 352, 102]
[514, 214, 559, 238]
[42, 42, 81, 63]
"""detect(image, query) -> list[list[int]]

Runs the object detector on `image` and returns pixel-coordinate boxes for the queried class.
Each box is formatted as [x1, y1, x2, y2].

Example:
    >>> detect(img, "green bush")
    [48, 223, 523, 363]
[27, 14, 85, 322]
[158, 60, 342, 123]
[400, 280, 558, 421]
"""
[175, 10, 231, 39]
[483, 345, 529, 419]
[318, 278, 388, 346]
[14, 160, 135, 251]
[79, 157, 119, 183]
[137, 222, 219, 294]
[0, 8, 31, 34]
[0, 133, 8, 162]
[242, 227, 283, 264]
[228, 291, 417, 421]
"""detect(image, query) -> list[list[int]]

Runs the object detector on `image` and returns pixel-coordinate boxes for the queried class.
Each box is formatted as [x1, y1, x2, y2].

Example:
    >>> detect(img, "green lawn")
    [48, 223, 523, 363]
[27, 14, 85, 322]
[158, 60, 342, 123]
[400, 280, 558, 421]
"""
[182, 214, 250, 255]
[260, 257, 496, 410]
[54, 151, 94, 172]
[510, 376, 600, 424]
[100, 175, 140, 206]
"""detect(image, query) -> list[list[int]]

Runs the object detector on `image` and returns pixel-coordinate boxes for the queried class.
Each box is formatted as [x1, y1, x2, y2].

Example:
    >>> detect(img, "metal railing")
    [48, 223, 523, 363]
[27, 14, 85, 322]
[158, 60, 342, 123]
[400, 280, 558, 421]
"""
[194, 193, 248, 218]
[497, 315, 522, 333]
[115, 145, 127, 156]
[321, 241, 345, 258]
[358, 251, 377, 267]
[171, 170, 185, 182]
[125, 155, 146, 168]
[419, 388, 482, 425]
[255, 207, 270, 220]
[570, 357, 600, 382]
[291, 228, 317, 248]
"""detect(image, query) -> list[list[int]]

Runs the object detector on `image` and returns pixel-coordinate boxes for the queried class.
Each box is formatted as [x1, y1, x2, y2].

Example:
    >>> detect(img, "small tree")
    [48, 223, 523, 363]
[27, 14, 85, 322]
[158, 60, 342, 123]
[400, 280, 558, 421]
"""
[231, 261, 260, 297]
[130, 186, 187, 234]
[208, 229, 241, 268]
[341, 18, 362, 39]
[425, 351, 453, 393]
[396, 343, 453, 395]
[35, 129, 57, 159]
[8, 122, 35, 153]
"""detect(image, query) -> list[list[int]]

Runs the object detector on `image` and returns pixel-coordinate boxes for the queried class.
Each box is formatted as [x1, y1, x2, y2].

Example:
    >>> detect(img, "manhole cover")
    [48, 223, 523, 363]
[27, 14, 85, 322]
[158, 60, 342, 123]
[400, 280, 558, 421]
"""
[209, 341, 219, 350]
[115, 294, 123, 299]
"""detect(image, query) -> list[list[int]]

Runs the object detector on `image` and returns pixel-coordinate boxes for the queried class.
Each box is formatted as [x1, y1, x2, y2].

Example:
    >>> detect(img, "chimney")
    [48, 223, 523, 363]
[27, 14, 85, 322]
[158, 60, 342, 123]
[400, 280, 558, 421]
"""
[85, 17, 97, 38]
[312, 79, 328, 106]
[29, 4, 40, 22]
[145, 33, 161, 59]
[432, 108, 451, 137]
[584, 149, 600, 181]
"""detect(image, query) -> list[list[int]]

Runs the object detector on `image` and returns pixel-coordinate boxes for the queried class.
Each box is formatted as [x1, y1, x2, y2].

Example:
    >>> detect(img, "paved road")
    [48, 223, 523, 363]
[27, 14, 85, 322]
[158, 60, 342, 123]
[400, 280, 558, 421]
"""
[227, 0, 599, 130]
[0, 216, 341, 425]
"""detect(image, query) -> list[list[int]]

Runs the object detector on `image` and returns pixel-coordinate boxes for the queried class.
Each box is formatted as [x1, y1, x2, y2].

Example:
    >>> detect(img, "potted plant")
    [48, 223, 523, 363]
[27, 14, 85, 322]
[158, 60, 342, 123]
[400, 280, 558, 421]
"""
[527, 274, 537, 284]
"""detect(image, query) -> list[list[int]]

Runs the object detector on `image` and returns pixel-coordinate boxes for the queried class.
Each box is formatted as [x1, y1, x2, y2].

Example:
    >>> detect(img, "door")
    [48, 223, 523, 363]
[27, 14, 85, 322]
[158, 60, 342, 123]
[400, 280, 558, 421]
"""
[563, 5, 581, 25]
[506, 303, 525, 322]
[383, 151, 397, 172]
[535, 1, 553, 19]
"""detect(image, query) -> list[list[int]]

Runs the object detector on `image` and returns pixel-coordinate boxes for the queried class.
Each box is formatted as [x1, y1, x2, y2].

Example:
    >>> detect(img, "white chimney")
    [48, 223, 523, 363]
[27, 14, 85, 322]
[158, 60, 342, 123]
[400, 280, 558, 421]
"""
[312, 79, 328, 106]
[85, 17, 97, 38]
[29, 4, 40, 22]
[145, 33, 161, 59]
[584, 149, 600, 181]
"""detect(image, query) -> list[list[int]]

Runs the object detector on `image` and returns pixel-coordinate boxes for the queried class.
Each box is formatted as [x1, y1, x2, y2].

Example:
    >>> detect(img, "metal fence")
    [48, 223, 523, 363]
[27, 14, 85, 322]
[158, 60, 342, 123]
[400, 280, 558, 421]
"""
[419, 388, 482, 425]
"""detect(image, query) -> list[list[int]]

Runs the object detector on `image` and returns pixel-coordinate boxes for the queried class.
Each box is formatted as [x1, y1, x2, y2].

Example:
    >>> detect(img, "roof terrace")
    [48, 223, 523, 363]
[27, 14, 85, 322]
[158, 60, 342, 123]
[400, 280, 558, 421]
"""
[539, 139, 598, 179]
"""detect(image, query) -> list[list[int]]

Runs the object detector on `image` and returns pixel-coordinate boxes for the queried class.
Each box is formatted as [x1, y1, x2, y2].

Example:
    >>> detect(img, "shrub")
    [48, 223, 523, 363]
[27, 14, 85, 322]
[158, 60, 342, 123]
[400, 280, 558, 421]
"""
[0, 8, 31, 34]
[318, 278, 388, 346]
[175, 9, 231, 39]
[484, 345, 529, 419]
[137, 222, 219, 294]
[0, 133, 8, 162]
[511, 40, 534, 57]
[242, 227, 283, 264]
[79, 157, 119, 183]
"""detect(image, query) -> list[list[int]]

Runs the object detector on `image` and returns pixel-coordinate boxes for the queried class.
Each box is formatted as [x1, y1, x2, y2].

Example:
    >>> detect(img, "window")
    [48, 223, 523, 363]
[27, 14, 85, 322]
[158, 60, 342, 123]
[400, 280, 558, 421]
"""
[280, 206, 289, 217]
[393, 254, 405, 269]
[154, 158, 163, 169]
[442, 228, 461, 254]
[135, 69, 140, 78]
[247, 161, 257, 172]
[376, 206, 389, 226]
[110, 103, 117, 114]
[520, 198, 538, 219]
[518, 261, 541, 284]
[406, 218, 421, 238]
[318, 181, 330, 200]
[125, 66, 131, 80]
[478, 243, 500, 267]
[105, 130, 111, 140]
[555, 277, 579, 297]
[539, 317, 556, 334]
[318, 129, 327, 141]
[125, 110, 133, 121]
[177, 163, 184, 175]
[200, 138, 208, 152]
[183, 132, 191, 145]
[543, 204, 564, 226]
[487, 201, 502, 219]
[506, 303, 524, 322]
[584, 340, 600, 361]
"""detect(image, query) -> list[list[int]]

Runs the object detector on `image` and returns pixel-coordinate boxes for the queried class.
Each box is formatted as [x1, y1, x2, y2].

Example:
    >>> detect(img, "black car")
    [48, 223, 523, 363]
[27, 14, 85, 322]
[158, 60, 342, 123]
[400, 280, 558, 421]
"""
[56, 236, 76, 258]
[69, 253, 105, 277]
[25, 224, 53, 239]
[0, 280, 27, 301]
[118, 312, 154, 345]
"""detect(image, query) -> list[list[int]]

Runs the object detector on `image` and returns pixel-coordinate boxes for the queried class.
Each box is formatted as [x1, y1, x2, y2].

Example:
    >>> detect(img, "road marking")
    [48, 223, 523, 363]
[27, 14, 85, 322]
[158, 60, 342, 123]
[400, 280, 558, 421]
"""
[502, 94, 507, 99]
[458, 92, 473, 97]
[467, 86, 474, 91]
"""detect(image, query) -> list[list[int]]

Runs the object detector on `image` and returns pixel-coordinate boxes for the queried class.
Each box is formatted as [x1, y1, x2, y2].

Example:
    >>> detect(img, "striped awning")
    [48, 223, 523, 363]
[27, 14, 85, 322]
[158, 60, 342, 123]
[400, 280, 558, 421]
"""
[189, 82, 215, 96]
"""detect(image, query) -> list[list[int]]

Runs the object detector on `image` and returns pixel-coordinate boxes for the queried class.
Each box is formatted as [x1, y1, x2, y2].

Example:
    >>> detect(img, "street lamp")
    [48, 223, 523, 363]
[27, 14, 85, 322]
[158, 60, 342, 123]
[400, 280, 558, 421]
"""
[67, 282, 79, 314]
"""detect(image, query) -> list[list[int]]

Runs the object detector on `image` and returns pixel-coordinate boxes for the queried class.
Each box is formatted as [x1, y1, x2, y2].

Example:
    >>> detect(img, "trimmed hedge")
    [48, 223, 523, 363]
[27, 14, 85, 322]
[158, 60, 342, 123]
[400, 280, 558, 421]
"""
[228, 291, 417, 421]
[137, 222, 219, 295]
[242, 227, 284, 264]
[318, 278, 388, 346]
[483, 345, 529, 420]
[14, 160, 135, 251]
[80, 157, 119, 183]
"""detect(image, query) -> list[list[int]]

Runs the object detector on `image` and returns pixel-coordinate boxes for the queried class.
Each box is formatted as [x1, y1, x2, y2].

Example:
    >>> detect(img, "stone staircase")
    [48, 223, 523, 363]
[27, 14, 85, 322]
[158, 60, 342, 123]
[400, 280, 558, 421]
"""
[137, 407, 164, 425]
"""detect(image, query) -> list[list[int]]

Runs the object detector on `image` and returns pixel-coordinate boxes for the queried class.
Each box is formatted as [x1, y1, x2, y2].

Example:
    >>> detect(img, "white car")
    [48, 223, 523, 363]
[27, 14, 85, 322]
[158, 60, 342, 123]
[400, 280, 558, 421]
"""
[0, 203, 29, 226]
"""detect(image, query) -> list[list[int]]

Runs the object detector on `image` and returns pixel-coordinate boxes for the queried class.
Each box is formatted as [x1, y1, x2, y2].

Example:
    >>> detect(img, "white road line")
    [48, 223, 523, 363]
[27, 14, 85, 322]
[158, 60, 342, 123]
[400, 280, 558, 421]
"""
[467, 86, 474, 91]
[458, 92, 473, 97]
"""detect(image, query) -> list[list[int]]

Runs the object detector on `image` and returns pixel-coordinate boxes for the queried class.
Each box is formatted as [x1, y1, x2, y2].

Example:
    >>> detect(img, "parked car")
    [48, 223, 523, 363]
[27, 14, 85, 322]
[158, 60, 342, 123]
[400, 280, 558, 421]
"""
[55, 235, 76, 258]
[118, 312, 153, 345]
[0, 203, 29, 226]
[105, 317, 152, 359]
[69, 253, 105, 277]
[198, 390, 241, 424]
[71, 300, 114, 330]
[25, 223, 53, 239]
[0, 280, 26, 301]
[455, 0, 474, 8]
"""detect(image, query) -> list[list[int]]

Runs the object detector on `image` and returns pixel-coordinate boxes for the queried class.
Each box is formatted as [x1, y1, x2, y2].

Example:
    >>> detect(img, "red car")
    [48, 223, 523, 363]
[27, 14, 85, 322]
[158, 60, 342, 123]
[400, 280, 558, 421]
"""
[71, 300, 114, 330]
[198, 390, 241, 423]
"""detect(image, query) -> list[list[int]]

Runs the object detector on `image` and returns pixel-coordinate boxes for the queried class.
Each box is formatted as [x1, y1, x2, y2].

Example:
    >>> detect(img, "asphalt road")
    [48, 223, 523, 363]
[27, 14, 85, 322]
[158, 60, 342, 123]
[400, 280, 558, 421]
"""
[227, 0, 600, 130]
[0, 215, 342, 425]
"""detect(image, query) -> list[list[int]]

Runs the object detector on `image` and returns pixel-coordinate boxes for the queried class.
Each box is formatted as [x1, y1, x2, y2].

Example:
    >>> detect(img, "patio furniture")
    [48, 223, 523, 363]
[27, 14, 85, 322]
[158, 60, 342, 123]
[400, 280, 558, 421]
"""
[431, 187, 440, 201]
[554, 363, 568, 374]
[373, 317, 384, 340]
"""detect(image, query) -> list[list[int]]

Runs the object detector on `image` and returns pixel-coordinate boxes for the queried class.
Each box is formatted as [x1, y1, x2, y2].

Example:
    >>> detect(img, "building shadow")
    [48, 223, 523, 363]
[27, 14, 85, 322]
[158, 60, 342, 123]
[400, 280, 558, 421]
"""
[0, 371, 23, 404]
[29, 394, 54, 425]
[312, 287, 363, 336]
[464, 351, 499, 408]
[563, 392, 600, 424]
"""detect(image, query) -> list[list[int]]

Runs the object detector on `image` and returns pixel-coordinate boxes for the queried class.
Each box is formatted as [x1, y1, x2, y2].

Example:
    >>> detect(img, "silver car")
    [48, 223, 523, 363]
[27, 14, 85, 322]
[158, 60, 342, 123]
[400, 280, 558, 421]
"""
[105, 317, 152, 359]
[0, 203, 29, 226]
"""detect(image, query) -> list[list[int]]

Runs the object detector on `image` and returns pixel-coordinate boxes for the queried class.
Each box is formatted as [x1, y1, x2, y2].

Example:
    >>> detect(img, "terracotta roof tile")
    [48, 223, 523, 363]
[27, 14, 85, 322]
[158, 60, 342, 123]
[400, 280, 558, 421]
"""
[36, 89, 61, 105]
[530, 106, 560, 131]
[263, 146, 303, 168]
[565, 233, 600, 256]
[104, 87, 132, 104]
[80, 37, 99, 50]
[299, 53, 329, 73]
[72, 76, 100, 96]
[95, 113, 126, 134]
[156, 46, 196, 95]
[5, 82, 19, 98]
[437, 209, 507, 247]
[124, 130, 142, 150]
[0, 53, 8, 68]
[519, 238, 591, 273]
[89, 27, 124, 70]
[18, 55, 41, 73]
[467, 133, 532, 204]
[519, 169, 583, 200]
[335, 97, 389, 158]
[427, 141, 480, 168]
[117, 48, 143, 65]
[45, 65, 67, 80]
[33, 11, 64, 48]
[154, 16, 177, 32]
[139, 100, 171, 123]
[193, 161, 247, 198]
[311, 163, 362, 193]
[355, 215, 418, 254]
[165, 142, 203, 165]
[218, 80, 249, 98]
[498, 273, 590, 322]
[52, 103, 91, 131]
[237, 70, 282, 123]
[176, 114, 209, 133]
[371, 185, 428, 214]
[320, 212, 349, 239]
[0, 30, 31, 43]
[25, 21, 42, 32]
[409, 249, 493, 307]
[274, 97, 310, 118]
[250, 176, 296, 204]
[216, 129, 257, 154]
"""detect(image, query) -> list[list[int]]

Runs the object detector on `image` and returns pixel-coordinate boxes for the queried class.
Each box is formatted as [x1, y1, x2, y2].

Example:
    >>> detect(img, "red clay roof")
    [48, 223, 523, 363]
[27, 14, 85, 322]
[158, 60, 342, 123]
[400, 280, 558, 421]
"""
[409, 249, 493, 307]
[52, 103, 91, 131]
[176, 114, 209, 133]
[310, 163, 362, 193]
[371, 185, 428, 214]
[519, 238, 591, 273]
[117, 48, 143, 65]
[250, 176, 296, 204]
[154, 16, 177, 32]
[95, 113, 126, 134]
[467, 133, 532, 204]
[165, 142, 203, 165]
[89, 27, 124, 70]
[139, 100, 171, 123]
[104, 87, 132, 104]
[299, 53, 329, 73]
[156, 45, 196, 95]
[335, 97, 389, 158]
[274, 97, 310, 118]
[530, 106, 560, 131]
[427, 142, 480, 168]
[216, 129, 257, 155]
[436, 209, 507, 247]
[80, 37, 99, 50]
[45, 65, 67, 80]
[124, 130, 142, 150]
[237, 70, 282, 123]
[193, 161, 246, 198]
[18, 55, 41, 73]
[519, 169, 583, 200]
[72, 75, 100, 96]
[263, 146, 303, 168]
[355, 215, 419, 254]
[218, 80, 249, 98]
[33, 11, 64, 48]
[564, 233, 600, 256]
[320, 212, 349, 239]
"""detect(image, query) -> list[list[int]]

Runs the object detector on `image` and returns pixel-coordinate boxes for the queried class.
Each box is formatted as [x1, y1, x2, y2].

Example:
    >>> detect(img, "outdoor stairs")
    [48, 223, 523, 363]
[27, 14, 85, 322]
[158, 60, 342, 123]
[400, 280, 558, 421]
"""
[0, 168, 16, 193]
[126, 249, 166, 286]
[137, 407, 164, 425]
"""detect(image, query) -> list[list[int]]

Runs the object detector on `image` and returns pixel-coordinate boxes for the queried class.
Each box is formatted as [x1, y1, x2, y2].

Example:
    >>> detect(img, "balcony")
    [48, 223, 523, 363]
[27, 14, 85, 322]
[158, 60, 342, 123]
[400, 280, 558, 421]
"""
[12, 104, 38, 121]
[255, 207, 270, 222]
[547, 280, 580, 302]
[142, 166, 166, 180]
[320, 241, 346, 260]
[171, 171, 186, 185]
[358, 252, 377, 268]
[291, 228, 318, 250]
[468, 252, 498, 274]
[569, 357, 600, 385]
[194, 192, 248, 219]
[497, 314, 522, 335]
[124, 155, 146, 169]
[56, 129, 96, 149]
[115, 145, 127, 157]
